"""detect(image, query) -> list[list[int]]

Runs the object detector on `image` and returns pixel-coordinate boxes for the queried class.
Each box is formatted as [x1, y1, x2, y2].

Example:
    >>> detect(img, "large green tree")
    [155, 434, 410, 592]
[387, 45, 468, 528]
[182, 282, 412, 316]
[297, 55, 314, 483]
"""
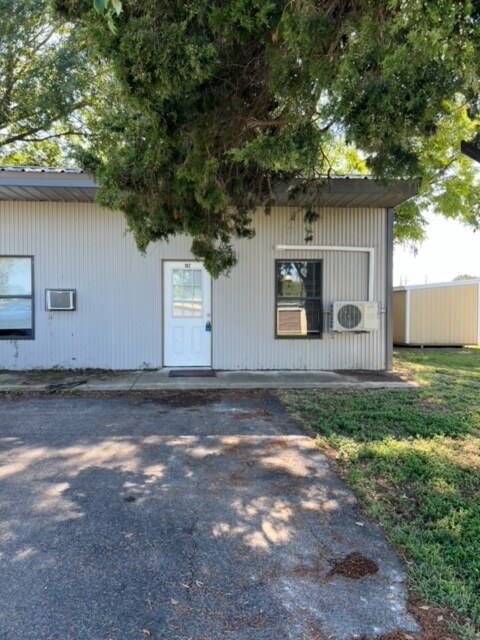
[52, 0, 480, 275]
[0, 0, 115, 162]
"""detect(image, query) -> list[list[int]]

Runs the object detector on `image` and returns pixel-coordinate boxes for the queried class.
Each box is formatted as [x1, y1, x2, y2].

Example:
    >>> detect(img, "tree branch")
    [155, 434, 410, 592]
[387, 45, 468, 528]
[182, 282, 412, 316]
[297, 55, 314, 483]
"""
[245, 117, 290, 129]
[425, 157, 456, 185]
[0, 128, 86, 147]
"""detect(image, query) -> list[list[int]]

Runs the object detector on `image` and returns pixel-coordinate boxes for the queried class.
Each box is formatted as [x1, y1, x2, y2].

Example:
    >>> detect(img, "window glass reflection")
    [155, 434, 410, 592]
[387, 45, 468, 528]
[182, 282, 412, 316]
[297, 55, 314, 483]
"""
[0, 298, 32, 332]
[0, 258, 32, 295]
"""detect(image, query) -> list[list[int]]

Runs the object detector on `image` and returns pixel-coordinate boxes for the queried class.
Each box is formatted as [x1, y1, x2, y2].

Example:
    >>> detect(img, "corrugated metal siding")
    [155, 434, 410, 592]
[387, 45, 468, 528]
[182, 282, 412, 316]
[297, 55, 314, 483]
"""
[0, 202, 193, 369]
[409, 285, 479, 345]
[0, 202, 387, 370]
[213, 207, 387, 370]
[393, 291, 407, 343]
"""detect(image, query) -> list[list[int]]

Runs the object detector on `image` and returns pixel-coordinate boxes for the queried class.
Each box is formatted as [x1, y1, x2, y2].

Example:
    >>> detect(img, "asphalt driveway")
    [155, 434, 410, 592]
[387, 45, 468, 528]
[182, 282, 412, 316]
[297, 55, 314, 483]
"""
[0, 392, 419, 640]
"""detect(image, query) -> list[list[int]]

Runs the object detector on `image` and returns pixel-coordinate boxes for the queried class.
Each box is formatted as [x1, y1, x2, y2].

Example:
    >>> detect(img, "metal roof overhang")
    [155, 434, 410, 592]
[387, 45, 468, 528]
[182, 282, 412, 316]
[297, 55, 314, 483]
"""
[271, 177, 418, 208]
[0, 170, 97, 202]
[0, 171, 417, 208]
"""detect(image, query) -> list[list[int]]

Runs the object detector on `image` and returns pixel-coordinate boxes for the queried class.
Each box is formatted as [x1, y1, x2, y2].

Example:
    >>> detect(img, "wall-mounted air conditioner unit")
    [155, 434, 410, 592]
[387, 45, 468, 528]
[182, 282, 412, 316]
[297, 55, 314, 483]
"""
[331, 301, 379, 332]
[45, 289, 76, 311]
[277, 307, 307, 336]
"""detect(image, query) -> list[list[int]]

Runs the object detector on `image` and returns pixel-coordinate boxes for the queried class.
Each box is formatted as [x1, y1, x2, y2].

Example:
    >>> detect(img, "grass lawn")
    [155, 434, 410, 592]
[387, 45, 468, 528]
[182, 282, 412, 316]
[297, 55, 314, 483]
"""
[282, 347, 480, 640]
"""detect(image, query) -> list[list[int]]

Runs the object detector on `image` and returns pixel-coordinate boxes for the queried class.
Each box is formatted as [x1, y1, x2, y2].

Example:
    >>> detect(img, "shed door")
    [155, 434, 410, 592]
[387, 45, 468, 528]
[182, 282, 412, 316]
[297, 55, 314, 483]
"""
[164, 261, 212, 367]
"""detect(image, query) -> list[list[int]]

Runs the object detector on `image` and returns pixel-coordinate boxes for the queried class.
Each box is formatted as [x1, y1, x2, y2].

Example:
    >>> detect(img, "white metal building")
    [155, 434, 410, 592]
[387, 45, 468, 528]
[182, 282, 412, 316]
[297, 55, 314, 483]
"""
[0, 169, 416, 371]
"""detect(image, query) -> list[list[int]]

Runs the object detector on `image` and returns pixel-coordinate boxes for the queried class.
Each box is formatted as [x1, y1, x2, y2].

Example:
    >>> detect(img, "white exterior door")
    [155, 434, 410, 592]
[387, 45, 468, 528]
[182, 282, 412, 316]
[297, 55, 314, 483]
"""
[164, 261, 212, 367]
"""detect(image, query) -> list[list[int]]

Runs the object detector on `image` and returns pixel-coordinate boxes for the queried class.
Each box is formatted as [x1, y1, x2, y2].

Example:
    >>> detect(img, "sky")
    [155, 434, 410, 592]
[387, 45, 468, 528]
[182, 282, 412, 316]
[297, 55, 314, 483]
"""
[393, 212, 480, 286]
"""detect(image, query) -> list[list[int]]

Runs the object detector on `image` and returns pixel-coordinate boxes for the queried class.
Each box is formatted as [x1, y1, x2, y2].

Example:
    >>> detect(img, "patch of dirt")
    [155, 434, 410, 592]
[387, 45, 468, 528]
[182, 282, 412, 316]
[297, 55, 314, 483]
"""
[335, 369, 407, 383]
[227, 471, 247, 486]
[265, 437, 290, 450]
[327, 552, 378, 579]
[356, 593, 462, 640]
[231, 409, 272, 420]
[224, 615, 268, 631]
[291, 558, 326, 580]
[305, 620, 330, 639]
[223, 440, 252, 455]
[142, 392, 222, 407]
[0, 368, 125, 385]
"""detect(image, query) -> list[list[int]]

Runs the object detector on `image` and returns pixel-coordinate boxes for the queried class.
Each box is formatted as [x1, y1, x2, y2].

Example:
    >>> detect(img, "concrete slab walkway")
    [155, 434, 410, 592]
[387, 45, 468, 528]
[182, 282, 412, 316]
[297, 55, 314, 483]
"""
[0, 368, 413, 393]
[0, 392, 419, 640]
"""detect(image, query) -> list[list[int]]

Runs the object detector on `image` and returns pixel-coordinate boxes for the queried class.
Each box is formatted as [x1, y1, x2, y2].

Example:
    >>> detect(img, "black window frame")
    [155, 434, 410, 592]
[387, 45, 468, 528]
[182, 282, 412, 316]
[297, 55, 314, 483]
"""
[0, 255, 35, 340]
[275, 259, 323, 339]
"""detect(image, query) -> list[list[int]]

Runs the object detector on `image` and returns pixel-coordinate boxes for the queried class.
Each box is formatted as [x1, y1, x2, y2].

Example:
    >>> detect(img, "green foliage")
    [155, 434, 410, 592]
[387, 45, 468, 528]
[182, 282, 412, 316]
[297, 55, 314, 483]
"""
[320, 135, 369, 176]
[0, 141, 66, 167]
[395, 102, 480, 242]
[93, 0, 122, 33]
[52, 0, 480, 274]
[393, 200, 428, 244]
[453, 275, 478, 281]
[1, 0, 71, 144]
[0, 0, 115, 162]
[283, 348, 480, 638]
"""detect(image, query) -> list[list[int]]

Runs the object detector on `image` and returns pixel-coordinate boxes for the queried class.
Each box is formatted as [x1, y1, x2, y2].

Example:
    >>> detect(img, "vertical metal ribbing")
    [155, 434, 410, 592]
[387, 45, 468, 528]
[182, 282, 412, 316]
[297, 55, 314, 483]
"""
[0, 202, 388, 370]
[213, 206, 387, 370]
[0, 201, 182, 369]
[385, 208, 395, 370]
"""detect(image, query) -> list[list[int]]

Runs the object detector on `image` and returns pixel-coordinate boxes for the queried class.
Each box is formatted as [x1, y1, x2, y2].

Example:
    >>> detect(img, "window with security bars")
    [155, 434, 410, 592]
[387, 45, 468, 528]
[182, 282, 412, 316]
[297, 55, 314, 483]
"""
[0, 256, 34, 339]
[275, 260, 323, 338]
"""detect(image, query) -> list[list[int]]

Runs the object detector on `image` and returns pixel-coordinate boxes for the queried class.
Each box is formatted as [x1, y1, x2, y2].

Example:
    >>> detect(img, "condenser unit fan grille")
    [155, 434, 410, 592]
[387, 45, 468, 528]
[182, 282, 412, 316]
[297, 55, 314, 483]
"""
[337, 304, 362, 329]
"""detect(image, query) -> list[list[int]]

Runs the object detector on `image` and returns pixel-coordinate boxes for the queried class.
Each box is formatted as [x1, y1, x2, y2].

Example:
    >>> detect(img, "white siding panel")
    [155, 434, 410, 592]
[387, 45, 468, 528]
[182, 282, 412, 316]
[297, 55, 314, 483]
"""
[1, 202, 387, 370]
[212, 207, 386, 370]
[0, 202, 193, 369]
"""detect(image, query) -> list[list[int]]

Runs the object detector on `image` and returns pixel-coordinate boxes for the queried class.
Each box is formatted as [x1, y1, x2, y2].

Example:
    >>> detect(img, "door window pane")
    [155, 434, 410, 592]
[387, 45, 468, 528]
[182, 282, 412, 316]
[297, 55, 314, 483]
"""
[183, 270, 193, 285]
[172, 269, 203, 317]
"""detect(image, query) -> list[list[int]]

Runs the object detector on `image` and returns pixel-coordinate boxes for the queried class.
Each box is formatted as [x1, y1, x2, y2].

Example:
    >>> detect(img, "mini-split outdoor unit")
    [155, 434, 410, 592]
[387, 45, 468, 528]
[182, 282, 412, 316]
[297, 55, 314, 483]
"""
[45, 289, 76, 311]
[331, 301, 379, 332]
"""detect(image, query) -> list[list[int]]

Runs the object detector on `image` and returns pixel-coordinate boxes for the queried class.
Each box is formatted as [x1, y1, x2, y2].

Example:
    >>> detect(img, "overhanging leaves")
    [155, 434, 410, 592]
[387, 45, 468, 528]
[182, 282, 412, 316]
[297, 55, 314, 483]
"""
[53, 0, 480, 274]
